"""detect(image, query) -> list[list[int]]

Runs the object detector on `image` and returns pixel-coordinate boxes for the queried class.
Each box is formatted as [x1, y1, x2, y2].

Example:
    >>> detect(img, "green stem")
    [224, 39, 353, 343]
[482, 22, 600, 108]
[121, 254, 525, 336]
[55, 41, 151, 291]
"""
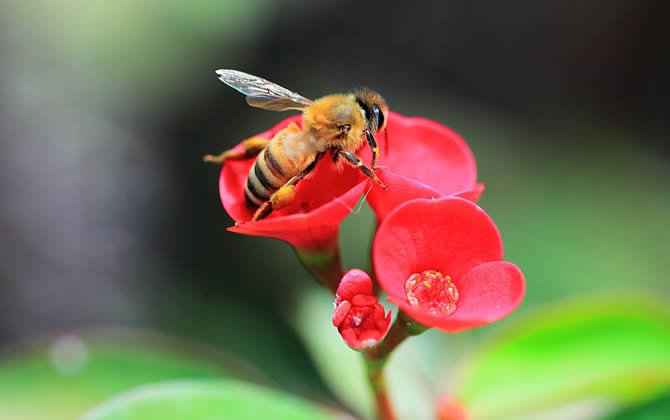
[365, 358, 396, 420]
[363, 311, 429, 419]
[295, 246, 344, 294]
[365, 310, 429, 361]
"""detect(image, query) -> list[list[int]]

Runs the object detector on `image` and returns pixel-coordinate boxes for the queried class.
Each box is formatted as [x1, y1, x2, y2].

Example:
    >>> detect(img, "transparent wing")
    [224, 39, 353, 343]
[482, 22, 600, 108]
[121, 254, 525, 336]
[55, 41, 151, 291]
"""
[215, 69, 313, 111]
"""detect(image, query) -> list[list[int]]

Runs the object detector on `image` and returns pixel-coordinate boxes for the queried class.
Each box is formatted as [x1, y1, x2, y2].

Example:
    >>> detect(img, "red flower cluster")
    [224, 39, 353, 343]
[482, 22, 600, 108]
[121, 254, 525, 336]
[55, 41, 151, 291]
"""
[212, 106, 525, 420]
[214, 110, 524, 335]
[332, 269, 391, 350]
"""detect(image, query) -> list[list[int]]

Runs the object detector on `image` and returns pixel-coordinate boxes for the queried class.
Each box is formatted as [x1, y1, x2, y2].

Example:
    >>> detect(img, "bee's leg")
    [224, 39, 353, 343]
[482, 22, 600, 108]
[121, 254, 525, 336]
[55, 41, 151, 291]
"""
[250, 152, 325, 222]
[203, 136, 269, 164]
[338, 150, 388, 189]
[364, 129, 380, 169]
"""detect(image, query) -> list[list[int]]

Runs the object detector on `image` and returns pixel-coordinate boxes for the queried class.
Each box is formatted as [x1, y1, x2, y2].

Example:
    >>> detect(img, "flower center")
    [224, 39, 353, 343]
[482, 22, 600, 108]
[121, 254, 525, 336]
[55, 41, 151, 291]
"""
[405, 270, 459, 315]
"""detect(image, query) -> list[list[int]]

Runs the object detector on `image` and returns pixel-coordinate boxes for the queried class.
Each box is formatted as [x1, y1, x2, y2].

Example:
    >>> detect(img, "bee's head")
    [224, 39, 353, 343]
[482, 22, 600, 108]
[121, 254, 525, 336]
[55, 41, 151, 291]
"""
[354, 88, 389, 133]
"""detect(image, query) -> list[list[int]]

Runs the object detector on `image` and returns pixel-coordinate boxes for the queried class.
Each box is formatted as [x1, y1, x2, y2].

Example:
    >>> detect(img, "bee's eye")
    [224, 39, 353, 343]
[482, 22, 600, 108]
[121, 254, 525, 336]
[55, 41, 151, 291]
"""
[372, 104, 384, 131]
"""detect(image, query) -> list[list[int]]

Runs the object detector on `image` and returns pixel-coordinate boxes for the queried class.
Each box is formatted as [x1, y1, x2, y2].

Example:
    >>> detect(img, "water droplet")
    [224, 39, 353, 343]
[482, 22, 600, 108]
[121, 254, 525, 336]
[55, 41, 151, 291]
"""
[447, 284, 459, 303]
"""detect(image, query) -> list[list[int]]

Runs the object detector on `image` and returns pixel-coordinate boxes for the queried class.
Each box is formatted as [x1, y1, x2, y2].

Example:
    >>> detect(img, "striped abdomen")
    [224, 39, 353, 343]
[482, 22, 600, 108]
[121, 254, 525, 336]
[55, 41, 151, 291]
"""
[244, 146, 290, 207]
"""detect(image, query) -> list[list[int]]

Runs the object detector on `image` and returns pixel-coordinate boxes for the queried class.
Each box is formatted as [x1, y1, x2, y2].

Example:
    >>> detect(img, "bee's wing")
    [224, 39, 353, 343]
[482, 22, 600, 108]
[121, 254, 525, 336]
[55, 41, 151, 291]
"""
[281, 130, 321, 158]
[216, 69, 313, 111]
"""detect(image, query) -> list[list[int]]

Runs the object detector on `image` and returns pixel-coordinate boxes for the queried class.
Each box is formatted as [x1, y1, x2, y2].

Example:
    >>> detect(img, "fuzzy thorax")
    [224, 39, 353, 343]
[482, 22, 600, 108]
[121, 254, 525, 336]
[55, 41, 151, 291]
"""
[302, 94, 368, 153]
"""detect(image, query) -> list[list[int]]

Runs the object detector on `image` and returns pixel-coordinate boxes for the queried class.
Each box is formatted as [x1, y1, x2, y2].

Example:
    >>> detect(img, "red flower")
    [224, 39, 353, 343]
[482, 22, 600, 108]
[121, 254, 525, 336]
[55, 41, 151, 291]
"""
[218, 115, 367, 251]
[333, 269, 392, 350]
[436, 397, 469, 420]
[368, 113, 484, 221]
[373, 197, 525, 332]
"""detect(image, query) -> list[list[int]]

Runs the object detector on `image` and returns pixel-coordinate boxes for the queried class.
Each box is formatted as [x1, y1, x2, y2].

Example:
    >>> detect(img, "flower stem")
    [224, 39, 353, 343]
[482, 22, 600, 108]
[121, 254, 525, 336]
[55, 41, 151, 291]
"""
[294, 245, 344, 294]
[365, 310, 428, 361]
[363, 310, 429, 419]
[365, 358, 396, 420]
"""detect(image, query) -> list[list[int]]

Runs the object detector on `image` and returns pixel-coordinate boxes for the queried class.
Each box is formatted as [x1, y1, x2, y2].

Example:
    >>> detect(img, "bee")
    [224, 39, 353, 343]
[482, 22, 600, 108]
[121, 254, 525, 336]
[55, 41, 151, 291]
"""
[203, 69, 389, 222]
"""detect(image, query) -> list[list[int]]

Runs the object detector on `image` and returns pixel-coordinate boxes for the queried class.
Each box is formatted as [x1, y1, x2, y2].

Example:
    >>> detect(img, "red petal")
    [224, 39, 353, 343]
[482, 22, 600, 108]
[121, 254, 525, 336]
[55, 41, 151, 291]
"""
[332, 300, 352, 327]
[368, 173, 484, 222]
[351, 295, 378, 307]
[227, 179, 365, 250]
[373, 197, 503, 299]
[389, 261, 525, 332]
[454, 183, 485, 202]
[357, 329, 384, 347]
[374, 304, 392, 331]
[368, 171, 443, 221]
[339, 328, 361, 349]
[378, 113, 477, 197]
[336, 269, 373, 303]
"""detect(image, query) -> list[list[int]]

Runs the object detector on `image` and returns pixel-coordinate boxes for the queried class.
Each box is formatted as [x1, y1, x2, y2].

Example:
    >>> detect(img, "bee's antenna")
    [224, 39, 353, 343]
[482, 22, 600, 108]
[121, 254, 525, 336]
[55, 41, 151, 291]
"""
[353, 182, 374, 215]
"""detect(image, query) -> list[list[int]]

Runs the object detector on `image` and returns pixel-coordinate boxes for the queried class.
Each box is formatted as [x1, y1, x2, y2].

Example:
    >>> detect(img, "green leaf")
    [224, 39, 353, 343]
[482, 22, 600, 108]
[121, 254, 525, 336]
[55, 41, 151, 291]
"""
[82, 379, 337, 420]
[454, 295, 670, 419]
[603, 392, 670, 420]
[0, 329, 258, 420]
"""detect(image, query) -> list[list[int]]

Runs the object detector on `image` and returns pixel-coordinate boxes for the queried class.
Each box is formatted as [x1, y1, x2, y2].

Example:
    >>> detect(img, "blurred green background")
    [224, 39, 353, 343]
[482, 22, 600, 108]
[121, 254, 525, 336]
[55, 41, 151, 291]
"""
[1, 1, 668, 419]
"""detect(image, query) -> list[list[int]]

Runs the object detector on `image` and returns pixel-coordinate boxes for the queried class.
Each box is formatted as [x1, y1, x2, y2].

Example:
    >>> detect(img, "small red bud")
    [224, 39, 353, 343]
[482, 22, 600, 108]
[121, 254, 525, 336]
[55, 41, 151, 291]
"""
[333, 270, 392, 350]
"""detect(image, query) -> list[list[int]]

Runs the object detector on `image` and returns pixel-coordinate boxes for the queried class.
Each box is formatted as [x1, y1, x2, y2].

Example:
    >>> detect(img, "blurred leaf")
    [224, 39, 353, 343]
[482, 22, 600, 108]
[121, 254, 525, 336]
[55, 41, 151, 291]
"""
[454, 295, 670, 419]
[602, 392, 670, 420]
[82, 379, 337, 420]
[0, 329, 260, 420]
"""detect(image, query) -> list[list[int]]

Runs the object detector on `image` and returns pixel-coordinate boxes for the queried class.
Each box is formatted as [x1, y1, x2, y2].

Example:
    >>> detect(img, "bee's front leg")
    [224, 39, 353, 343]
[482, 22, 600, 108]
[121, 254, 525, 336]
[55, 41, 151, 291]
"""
[364, 129, 380, 169]
[203, 136, 269, 164]
[338, 150, 387, 189]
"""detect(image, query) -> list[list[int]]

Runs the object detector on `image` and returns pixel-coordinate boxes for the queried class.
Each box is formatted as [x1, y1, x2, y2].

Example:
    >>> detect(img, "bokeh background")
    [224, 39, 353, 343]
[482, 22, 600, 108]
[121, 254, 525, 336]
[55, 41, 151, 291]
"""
[1, 1, 668, 419]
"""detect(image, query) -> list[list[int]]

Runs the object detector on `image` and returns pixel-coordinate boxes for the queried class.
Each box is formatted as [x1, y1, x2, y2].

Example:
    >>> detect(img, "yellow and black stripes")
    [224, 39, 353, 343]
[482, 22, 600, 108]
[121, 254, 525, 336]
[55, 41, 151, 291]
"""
[245, 148, 286, 206]
[248, 152, 325, 220]
[264, 145, 286, 178]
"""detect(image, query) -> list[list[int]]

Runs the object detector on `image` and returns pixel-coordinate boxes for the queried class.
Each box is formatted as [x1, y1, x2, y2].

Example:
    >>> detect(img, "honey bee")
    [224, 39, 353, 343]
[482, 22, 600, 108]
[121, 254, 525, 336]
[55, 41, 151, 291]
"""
[203, 70, 389, 222]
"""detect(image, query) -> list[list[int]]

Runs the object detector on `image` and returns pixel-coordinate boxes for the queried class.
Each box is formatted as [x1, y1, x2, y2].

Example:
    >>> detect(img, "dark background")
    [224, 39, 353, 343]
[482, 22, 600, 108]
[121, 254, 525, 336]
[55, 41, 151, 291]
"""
[1, 0, 668, 406]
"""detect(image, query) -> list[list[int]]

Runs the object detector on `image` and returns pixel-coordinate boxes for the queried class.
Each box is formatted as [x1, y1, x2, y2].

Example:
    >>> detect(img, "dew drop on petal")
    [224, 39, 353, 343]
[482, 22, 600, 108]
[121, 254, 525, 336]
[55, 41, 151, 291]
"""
[447, 284, 459, 303]
[405, 273, 420, 291]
